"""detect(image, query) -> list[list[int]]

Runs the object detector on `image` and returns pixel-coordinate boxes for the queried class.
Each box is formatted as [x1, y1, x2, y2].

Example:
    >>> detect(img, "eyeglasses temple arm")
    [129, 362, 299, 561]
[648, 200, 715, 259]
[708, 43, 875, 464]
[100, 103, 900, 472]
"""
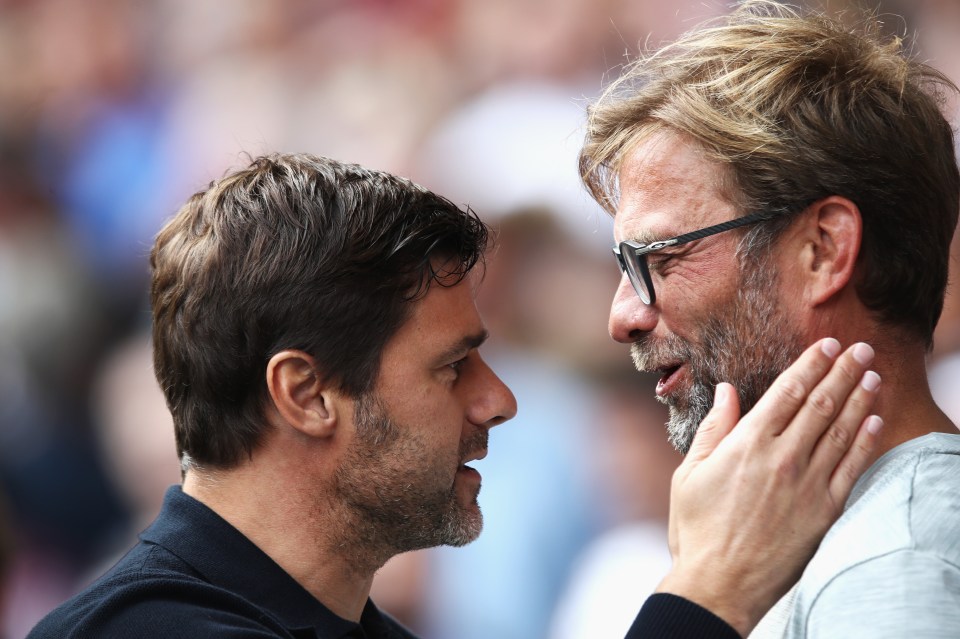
[672, 211, 776, 246]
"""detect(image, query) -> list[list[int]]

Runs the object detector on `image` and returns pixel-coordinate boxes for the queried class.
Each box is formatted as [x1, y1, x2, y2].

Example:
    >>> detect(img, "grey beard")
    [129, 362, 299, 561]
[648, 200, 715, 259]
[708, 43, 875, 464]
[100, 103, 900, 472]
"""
[631, 262, 804, 455]
[665, 377, 714, 455]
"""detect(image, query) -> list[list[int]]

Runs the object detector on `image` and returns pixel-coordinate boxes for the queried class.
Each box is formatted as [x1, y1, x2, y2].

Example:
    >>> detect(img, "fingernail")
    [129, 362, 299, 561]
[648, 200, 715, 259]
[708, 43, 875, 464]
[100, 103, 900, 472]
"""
[852, 342, 874, 365]
[821, 338, 841, 358]
[866, 415, 884, 436]
[861, 370, 881, 392]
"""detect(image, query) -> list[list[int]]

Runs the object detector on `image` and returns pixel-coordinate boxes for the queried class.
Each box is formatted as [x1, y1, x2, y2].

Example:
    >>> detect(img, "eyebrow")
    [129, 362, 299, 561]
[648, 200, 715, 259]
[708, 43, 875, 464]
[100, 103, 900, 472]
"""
[633, 230, 664, 245]
[435, 330, 489, 364]
[620, 228, 673, 246]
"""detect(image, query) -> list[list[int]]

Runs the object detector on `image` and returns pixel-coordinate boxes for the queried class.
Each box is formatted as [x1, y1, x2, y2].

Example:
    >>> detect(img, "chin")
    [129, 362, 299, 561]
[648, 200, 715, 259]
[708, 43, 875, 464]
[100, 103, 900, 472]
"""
[443, 509, 483, 547]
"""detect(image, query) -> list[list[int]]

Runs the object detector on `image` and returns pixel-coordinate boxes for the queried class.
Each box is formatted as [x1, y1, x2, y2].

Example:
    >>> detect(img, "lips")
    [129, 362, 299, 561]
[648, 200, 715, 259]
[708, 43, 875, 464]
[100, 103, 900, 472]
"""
[457, 451, 485, 482]
[655, 363, 684, 397]
[459, 449, 487, 467]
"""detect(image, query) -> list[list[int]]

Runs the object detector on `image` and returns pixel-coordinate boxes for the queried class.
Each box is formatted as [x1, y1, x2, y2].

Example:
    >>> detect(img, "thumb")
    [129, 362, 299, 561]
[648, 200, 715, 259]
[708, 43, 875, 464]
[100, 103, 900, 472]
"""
[684, 383, 741, 464]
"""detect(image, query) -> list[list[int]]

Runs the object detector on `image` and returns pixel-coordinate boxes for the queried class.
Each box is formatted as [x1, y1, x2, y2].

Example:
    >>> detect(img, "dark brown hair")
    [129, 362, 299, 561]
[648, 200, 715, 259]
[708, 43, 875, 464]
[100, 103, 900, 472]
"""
[150, 154, 488, 469]
[580, 1, 959, 344]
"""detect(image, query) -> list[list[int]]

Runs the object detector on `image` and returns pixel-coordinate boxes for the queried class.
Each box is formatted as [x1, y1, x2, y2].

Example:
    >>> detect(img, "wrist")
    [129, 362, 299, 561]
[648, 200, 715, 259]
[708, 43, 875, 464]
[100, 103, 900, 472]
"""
[656, 567, 753, 638]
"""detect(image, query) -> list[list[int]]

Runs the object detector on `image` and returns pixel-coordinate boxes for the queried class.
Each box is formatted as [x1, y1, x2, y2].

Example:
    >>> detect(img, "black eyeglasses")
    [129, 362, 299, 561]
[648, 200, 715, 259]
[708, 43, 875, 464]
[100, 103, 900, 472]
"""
[613, 211, 775, 304]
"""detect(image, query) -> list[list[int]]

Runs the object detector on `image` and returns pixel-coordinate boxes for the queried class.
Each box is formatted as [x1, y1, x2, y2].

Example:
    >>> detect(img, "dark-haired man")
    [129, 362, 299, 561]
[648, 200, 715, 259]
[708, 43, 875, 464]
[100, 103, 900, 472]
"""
[582, 2, 960, 637]
[29, 153, 880, 638]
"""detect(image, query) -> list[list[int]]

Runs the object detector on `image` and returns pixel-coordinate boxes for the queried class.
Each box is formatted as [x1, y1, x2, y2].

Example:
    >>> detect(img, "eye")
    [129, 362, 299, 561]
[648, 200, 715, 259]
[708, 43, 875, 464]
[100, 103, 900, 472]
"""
[447, 356, 469, 378]
[647, 253, 674, 273]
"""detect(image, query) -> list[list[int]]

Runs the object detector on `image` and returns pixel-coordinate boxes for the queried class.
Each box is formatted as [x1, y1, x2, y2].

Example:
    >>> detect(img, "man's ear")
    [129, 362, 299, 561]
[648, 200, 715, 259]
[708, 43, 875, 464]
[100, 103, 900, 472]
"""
[266, 350, 340, 439]
[799, 196, 862, 307]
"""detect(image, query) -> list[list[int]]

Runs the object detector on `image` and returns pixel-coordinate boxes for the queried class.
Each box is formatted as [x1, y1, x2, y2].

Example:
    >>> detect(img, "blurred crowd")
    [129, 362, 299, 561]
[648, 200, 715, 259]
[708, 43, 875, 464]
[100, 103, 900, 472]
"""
[1, 1, 958, 638]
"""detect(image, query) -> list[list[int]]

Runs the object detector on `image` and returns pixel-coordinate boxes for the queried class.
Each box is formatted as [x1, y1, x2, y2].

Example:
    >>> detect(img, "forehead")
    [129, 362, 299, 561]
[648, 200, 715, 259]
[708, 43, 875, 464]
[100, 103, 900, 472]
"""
[614, 130, 735, 242]
[383, 270, 485, 361]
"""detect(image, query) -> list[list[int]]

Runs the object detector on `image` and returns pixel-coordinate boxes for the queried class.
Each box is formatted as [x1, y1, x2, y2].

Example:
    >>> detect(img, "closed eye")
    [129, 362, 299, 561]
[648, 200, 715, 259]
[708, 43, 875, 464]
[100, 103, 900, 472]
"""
[647, 253, 674, 273]
[648, 243, 691, 272]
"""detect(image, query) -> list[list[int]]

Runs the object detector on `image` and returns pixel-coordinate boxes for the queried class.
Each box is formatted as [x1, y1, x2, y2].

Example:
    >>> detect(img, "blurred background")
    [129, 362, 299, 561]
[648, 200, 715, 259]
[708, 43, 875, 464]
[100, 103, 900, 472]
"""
[0, 1, 958, 638]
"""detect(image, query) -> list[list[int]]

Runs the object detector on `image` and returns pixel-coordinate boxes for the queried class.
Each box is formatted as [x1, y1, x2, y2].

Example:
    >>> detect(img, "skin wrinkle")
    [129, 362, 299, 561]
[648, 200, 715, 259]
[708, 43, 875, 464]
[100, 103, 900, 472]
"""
[614, 132, 740, 245]
[615, 130, 807, 454]
[585, 5, 959, 345]
[631, 253, 805, 453]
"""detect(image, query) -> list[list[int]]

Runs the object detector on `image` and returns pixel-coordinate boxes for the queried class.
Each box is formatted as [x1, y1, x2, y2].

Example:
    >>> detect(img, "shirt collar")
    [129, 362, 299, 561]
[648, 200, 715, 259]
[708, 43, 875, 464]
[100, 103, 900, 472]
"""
[141, 485, 397, 638]
[847, 432, 960, 508]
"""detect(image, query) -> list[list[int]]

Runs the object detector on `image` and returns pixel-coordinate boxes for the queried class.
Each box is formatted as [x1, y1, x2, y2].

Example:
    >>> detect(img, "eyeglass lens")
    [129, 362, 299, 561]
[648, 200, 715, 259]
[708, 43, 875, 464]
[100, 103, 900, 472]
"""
[615, 244, 653, 304]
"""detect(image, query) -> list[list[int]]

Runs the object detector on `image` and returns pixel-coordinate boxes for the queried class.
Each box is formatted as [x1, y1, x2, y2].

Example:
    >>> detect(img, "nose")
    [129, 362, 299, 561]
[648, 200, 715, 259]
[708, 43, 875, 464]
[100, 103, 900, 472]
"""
[609, 273, 659, 343]
[468, 356, 518, 428]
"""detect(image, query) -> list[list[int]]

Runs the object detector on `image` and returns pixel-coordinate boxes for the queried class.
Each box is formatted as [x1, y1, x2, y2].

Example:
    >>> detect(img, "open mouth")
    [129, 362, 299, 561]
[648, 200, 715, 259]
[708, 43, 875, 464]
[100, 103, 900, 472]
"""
[457, 464, 481, 482]
[458, 449, 487, 475]
[460, 450, 487, 466]
[655, 363, 683, 396]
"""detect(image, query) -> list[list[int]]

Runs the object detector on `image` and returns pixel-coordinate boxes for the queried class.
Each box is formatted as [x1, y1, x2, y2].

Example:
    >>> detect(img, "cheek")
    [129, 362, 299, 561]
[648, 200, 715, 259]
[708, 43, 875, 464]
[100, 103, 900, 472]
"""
[656, 282, 713, 338]
[397, 390, 467, 450]
[677, 251, 739, 295]
[379, 369, 470, 446]
[660, 260, 741, 325]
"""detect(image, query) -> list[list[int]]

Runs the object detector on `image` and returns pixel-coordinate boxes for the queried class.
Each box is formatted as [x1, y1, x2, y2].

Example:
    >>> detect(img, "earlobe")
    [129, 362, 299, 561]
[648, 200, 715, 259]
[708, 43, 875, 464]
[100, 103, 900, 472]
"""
[802, 196, 862, 307]
[266, 350, 339, 439]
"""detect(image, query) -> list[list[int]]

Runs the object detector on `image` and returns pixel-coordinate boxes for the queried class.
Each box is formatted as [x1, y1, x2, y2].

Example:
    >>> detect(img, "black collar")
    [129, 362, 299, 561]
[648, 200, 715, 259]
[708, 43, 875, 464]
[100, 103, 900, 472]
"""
[141, 485, 400, 638]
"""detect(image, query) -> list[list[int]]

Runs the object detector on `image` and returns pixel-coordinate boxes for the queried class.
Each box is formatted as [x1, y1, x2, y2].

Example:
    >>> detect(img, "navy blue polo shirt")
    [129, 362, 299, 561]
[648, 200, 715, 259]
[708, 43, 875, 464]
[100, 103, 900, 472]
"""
[28, 485, 417, 638]
[29, 486, 739, 639]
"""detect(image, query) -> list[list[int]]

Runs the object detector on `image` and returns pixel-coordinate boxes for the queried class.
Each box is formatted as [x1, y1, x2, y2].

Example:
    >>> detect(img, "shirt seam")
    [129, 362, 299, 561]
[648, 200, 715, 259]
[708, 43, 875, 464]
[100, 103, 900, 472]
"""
[801, 547, 960, 636]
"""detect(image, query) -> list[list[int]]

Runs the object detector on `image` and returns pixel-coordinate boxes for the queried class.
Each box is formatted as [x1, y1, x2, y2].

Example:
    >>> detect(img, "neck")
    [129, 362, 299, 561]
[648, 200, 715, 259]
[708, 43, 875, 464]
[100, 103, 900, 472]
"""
[840, 329, 956, 459]
[182, 454, 378, 622]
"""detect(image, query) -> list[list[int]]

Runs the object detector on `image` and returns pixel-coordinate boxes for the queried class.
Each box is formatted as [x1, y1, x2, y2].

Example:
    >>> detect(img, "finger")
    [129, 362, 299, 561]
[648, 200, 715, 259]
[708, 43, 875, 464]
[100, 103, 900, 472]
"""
[807, 367, 881, 476]
[827, 413, 883, 509]
[746, 337, 843, 437]
[781, 342, 876, 459]
[685, 383, 741, 464]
